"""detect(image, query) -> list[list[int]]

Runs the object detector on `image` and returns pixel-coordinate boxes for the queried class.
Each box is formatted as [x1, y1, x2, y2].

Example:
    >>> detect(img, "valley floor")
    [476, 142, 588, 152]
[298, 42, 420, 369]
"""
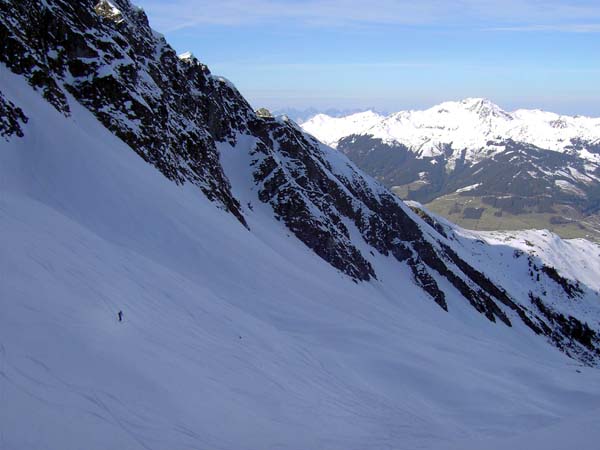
[393, 187, 600, 242]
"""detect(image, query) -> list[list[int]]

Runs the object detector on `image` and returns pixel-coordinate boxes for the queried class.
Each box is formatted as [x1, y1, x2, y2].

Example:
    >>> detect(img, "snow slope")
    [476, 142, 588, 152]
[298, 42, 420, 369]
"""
[2, 56, 600, 450]
[301, 110, 384, 147]
[407, 201, 600, 330]
[301, 98, 600, 164]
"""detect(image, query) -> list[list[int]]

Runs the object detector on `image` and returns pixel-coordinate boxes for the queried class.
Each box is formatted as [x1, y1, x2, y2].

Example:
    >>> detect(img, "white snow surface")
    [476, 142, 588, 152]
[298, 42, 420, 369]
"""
[177, 51, 194, 61]
[456, 183, 482, 193]
[301, 110, 384, 147]
[2, 69, 600, 449]
[301, 98, 600, 163]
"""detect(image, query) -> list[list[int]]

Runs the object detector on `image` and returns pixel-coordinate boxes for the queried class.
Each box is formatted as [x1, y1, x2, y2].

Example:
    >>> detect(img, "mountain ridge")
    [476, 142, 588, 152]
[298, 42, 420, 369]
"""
[302, 98, 600, 159]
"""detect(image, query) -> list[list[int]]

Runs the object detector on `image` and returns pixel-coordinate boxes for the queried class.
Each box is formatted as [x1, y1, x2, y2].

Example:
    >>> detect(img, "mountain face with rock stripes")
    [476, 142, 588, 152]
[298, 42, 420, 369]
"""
[2, 0, 599, 363]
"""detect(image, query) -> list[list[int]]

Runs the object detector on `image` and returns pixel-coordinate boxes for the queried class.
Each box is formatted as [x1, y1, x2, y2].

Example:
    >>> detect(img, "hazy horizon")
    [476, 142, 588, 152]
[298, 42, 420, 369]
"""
[136, 0, 600, 116]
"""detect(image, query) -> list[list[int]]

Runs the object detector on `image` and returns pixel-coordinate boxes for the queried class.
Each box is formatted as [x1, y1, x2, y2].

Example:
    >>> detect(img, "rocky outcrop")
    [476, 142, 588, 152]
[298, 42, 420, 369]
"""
[0, 91, 28, 139]
[529, 293, 600, 365]
[541, 265, 583, 299]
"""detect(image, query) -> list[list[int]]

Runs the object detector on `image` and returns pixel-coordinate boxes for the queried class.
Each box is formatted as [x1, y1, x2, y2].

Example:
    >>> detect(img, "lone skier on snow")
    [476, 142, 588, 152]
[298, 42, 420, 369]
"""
[118, 310, 123, 322]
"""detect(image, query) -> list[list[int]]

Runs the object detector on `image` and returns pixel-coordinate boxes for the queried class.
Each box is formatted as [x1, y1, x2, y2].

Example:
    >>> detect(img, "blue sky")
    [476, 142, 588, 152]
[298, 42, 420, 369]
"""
[136, 0, 600, 115]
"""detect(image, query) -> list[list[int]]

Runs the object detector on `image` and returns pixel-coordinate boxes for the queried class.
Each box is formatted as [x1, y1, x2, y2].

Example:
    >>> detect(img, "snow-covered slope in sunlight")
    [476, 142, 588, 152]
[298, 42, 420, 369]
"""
[302, 98, 600, 163]
[407, 201, 600, 330]
[3, 59, 600, 450]
[301, 110, 384, 147]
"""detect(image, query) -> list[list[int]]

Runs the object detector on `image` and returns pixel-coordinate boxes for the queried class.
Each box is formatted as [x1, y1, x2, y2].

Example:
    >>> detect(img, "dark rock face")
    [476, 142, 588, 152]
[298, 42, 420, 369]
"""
[2, 0, 599, 365]
[0, 91, 28, 139]
[0, 0, 247, 224]
[250, 117, 377, 281]
[0, 0, 71, 115]
[248, 116, 487, 311]
[541, 265, 583, 299]
[409, 205, 449, 239]
[530, 293, 600, 365]
[407, 257, 448, 310]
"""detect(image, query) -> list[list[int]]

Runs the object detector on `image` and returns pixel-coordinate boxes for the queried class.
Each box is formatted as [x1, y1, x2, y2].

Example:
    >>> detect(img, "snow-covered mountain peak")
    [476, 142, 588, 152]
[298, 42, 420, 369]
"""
[460, 97, 513, 121]
[300, 109, 384, 147]
[459, 97, 498, 108]
[312, 109, 381, 123]
[178, 51, 195, 61]
[302, 99, 600, 162]
[415, 98, 511, 121]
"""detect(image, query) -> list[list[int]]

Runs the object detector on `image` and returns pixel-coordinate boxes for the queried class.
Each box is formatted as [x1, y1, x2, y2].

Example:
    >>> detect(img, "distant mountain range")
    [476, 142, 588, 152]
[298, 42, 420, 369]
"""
[272, 107, 387, 124]
[302, 99, 600, 241]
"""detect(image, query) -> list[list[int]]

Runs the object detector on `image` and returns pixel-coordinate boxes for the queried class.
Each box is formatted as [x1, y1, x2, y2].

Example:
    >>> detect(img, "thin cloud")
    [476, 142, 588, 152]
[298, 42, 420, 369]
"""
[213, 61, 438, 71]
[489, 24, 600, 33]
[135, 0, 600, 32]
[136, 0, 452, 30]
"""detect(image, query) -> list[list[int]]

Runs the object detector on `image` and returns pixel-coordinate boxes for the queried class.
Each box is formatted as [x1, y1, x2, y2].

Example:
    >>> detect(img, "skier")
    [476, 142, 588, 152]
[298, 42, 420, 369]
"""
[118, 310, 123, 322]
